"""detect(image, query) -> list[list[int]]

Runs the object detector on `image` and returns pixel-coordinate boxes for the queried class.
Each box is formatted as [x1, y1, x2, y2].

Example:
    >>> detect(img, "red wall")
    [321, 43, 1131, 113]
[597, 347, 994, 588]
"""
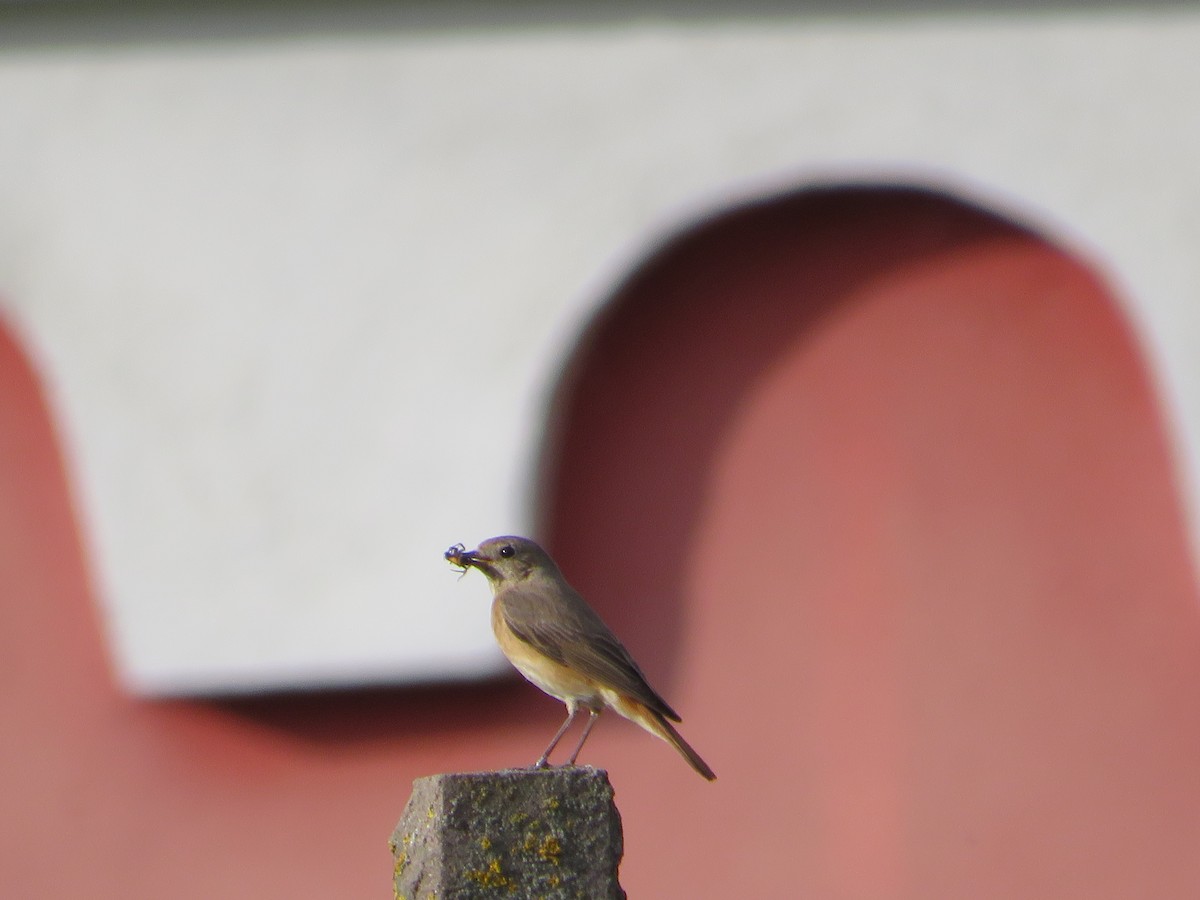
[3, 186, 1199, 898]
[539, 187, 1200, 897]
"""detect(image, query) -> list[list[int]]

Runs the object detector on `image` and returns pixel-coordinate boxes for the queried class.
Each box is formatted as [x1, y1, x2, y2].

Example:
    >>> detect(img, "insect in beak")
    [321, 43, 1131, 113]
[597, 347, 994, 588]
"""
[445, 542, 471, 575]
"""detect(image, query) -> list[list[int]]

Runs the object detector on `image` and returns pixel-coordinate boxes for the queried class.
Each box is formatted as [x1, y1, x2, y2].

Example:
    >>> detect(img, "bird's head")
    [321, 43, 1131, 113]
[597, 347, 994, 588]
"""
[444, 535, 558, 586]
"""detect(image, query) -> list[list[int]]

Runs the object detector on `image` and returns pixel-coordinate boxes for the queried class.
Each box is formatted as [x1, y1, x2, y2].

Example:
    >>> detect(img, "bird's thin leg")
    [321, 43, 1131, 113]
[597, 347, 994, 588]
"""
[534, 704, 578, 768]
[565, 708, 601, 766]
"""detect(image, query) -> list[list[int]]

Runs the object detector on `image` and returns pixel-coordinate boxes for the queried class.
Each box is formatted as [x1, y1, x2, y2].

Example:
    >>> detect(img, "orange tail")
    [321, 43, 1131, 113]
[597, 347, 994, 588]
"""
[656, 713, 717, 780]
[615, 694, 716, 780]
[654, 713, 716, 780]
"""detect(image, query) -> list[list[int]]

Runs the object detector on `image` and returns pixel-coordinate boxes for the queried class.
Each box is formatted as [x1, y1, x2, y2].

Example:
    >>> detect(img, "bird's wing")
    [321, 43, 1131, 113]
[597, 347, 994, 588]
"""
[500, 581, 681, 722]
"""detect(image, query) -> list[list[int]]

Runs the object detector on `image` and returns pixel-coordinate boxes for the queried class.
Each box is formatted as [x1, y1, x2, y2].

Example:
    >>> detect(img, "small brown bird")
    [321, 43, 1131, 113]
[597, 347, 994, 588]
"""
[445, 536, 715, 780]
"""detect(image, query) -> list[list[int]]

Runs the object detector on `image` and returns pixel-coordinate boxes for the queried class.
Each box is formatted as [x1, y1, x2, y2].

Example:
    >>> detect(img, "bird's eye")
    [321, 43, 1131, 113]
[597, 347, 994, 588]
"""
[499, 545, 514, 558]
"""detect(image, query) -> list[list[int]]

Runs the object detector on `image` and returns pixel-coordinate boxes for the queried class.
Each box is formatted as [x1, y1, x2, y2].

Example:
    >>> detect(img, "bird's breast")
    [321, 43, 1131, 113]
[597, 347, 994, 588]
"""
[491, 598, 602, 707]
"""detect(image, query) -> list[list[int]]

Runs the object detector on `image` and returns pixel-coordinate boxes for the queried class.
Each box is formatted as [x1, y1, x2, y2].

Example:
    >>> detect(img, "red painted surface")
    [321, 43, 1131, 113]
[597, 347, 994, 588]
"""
[539, 188, 1200, 897]
[3, 186, 1200, 897]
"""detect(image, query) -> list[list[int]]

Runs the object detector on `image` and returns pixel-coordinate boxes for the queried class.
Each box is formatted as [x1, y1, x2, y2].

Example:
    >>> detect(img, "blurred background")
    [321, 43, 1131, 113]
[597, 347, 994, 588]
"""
[3, 2, 1200, 897]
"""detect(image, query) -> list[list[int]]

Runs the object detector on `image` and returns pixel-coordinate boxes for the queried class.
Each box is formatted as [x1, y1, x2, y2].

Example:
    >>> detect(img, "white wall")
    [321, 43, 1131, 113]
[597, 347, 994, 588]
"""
[2, 5, 1197, 694]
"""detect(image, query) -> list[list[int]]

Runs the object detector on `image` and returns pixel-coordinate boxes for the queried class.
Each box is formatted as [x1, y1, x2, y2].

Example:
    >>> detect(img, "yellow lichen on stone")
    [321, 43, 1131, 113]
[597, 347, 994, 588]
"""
[537, 835, 562, 864]
[479, 836, 492, 850]
[464, 857, 517, 893]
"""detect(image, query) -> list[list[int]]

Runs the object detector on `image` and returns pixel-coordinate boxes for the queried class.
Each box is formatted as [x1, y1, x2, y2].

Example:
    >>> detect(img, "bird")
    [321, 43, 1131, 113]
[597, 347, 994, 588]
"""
[445, 535, 715, 781]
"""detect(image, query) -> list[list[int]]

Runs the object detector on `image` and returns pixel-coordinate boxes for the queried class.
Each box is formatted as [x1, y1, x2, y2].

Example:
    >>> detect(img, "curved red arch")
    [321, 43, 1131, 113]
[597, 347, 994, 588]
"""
[539, 185, 1200, 896]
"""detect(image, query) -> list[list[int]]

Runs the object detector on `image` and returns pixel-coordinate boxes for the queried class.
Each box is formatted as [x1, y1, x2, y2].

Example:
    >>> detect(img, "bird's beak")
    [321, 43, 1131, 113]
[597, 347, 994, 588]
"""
[445, 543, 491, 573]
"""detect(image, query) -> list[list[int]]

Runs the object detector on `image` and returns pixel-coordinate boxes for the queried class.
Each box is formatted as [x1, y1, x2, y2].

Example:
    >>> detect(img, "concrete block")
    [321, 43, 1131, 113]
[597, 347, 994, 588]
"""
[390, 767, 625, 899]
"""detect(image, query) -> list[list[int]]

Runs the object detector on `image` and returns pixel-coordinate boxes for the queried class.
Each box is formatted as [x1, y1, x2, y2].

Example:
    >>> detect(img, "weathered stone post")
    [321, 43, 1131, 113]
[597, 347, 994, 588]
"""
[390, 767, 625, 899]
